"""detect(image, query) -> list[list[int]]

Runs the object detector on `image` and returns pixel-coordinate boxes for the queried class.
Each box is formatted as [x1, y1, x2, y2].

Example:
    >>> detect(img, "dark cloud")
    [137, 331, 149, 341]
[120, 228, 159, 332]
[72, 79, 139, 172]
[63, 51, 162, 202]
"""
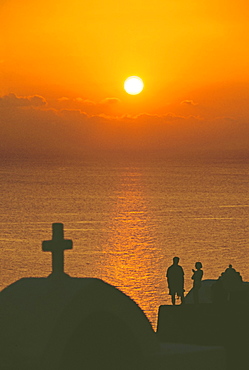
[74, 98, 95, 105]
[181, 100, 198, 106]
[100, 97, 121, 105]
[0, 93, 46, 108]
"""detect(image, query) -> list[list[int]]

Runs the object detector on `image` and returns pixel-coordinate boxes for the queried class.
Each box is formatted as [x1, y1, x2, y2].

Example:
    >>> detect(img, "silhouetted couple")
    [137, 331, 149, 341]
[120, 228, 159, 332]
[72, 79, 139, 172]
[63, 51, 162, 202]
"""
[166, 257, 203, 305]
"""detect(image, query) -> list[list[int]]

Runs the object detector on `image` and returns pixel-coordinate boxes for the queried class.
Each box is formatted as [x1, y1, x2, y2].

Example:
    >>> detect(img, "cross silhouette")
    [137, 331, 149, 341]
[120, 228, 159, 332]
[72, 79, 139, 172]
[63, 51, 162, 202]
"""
[42, 223, 73, 277]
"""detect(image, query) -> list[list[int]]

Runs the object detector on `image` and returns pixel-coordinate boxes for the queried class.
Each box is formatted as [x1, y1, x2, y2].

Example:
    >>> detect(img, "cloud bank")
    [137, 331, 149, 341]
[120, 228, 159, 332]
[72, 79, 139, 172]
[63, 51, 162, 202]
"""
[0, 93, 248, 161]
[0, 93, 46, 108]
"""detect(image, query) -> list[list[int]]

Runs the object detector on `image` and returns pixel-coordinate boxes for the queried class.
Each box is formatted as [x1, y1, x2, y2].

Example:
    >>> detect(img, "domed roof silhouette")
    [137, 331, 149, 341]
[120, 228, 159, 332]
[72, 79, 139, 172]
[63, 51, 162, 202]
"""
[0, 223, 158, 370]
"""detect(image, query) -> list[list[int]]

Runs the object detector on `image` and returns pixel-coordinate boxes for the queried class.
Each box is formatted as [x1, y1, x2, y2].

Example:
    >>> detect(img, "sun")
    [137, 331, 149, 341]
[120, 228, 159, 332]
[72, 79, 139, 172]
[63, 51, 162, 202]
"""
[124, 76, 144, 95]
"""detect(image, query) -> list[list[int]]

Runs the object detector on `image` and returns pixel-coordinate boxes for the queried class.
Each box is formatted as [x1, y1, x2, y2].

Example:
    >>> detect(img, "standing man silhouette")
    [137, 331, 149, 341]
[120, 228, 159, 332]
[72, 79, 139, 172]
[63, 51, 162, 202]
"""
[166, 257, 185, 305]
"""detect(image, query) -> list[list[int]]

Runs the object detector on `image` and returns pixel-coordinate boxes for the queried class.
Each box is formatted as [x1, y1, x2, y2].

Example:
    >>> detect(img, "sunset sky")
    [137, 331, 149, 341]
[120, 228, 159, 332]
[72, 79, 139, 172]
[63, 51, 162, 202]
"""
[1, 0, 249, 159]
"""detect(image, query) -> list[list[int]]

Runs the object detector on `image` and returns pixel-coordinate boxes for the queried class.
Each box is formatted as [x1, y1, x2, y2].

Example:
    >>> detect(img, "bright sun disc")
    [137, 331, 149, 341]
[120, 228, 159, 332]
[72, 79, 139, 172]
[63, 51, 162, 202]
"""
[124, 76, 144, 95]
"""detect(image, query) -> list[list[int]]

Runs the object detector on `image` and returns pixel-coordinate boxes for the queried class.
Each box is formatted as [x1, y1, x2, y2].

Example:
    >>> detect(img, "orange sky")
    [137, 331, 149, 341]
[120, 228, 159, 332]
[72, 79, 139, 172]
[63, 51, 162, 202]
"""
[0, 0, 249, 159]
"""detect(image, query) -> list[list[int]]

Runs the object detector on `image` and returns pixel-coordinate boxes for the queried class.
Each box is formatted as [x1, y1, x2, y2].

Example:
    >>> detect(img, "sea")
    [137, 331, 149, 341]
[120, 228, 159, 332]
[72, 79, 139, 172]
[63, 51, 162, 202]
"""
[0, 156, 249, 329]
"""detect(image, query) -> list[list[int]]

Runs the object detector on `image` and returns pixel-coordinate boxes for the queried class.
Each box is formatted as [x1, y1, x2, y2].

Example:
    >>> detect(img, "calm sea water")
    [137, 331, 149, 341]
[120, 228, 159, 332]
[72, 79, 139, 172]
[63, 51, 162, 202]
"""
[0, 157, 249, 329]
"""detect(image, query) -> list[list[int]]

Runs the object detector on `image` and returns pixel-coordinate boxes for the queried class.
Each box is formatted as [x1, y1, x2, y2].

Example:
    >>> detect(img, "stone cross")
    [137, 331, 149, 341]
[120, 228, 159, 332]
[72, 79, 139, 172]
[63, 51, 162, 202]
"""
[42, 223, 73, 276]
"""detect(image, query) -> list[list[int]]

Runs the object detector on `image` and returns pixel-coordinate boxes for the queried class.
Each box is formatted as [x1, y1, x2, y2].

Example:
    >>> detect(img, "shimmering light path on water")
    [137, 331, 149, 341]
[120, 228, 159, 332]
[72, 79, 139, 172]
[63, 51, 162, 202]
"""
[0, 158, 249, 329]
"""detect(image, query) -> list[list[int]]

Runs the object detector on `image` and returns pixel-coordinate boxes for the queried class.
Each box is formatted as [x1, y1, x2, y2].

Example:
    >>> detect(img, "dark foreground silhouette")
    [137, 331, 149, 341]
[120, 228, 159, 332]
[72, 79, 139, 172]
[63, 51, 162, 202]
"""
[0, 223, 227, 370]
[159, 262, 249, 370]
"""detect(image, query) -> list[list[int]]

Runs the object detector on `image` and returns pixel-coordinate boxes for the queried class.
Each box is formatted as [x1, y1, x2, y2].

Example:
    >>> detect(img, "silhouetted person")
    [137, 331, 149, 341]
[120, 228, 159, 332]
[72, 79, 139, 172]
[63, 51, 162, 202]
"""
[191, 262, 203, 304]
[166, 257, 185, 305]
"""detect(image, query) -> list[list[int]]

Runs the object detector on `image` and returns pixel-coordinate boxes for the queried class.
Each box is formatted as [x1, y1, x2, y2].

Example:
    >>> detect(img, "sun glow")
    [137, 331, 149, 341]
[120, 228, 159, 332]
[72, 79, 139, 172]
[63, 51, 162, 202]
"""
[124, 76, 144, 95]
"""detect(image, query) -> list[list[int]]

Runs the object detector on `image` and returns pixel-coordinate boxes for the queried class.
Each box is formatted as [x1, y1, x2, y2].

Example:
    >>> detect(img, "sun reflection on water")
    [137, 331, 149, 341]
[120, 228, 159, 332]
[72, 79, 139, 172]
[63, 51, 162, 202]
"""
[100, 169, 163, 328]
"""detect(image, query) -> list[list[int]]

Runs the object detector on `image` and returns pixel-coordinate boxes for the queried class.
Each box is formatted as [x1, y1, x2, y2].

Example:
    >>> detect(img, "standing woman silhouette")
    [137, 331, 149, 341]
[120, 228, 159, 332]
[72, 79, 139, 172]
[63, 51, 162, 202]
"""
[192, 262, 203, 304]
